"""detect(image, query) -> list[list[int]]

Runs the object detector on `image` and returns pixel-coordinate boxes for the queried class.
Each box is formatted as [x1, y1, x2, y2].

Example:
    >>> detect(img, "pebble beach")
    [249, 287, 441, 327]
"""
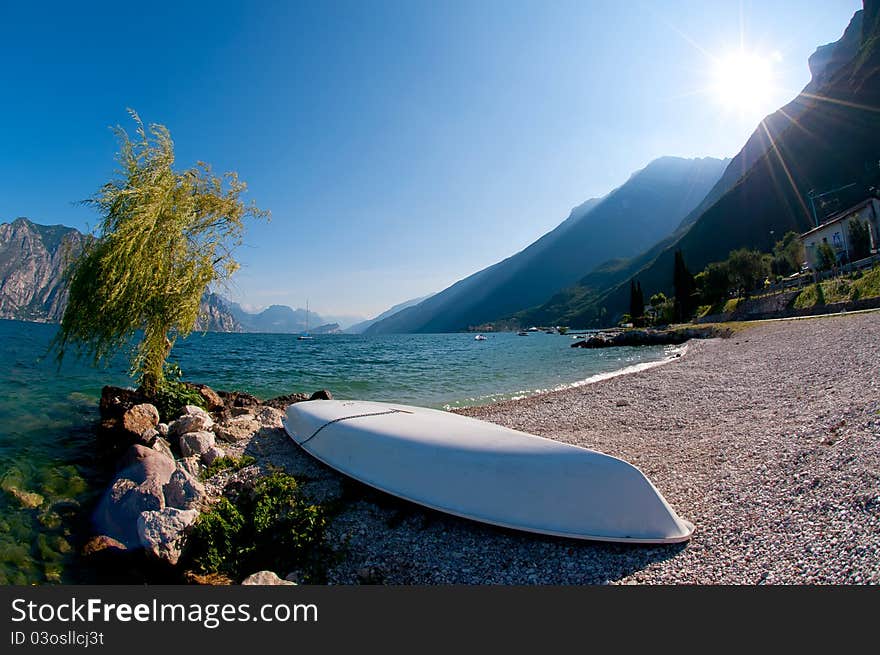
[216, 311, 880, 584]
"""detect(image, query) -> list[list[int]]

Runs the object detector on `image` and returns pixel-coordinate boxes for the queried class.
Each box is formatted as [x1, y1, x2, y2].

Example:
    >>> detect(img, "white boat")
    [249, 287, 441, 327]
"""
[474, 334, 487, 341]
[297, 299, 314, 340]
[283, 400, 693, 543]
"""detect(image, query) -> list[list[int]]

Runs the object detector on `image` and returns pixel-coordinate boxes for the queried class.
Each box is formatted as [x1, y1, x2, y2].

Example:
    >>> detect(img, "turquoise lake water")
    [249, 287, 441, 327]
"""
[0, 319, 674, 583]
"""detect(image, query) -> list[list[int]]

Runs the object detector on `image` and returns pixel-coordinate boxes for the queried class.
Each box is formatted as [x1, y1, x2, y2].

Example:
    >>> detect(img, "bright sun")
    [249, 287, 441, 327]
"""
[712, 51, 777, 115]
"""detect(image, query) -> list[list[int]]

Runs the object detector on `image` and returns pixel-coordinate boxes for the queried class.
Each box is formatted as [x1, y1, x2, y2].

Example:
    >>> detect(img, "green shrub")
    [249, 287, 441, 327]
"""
[185, 473, 328, 582]
[187, 498, 245, 575]
[200, 456, 256, 481]
[722, 297, 742, 313]
[151, 363, 206, 421]
[852, 267, 880, 299]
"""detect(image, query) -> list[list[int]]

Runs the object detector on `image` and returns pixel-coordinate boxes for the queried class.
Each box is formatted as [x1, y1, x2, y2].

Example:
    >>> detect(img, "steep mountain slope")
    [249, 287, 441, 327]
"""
[0, 218, 88, 321]
[194, 293, 243, 332]
[367, 156, 727, 334]
[519, 5, 877, 327]
[1, 218, 242, 331]
[346, 294, 434, 334]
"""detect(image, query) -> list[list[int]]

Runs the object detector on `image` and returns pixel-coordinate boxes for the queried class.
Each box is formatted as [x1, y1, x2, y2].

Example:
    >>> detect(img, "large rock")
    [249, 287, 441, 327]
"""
[119, 445, 176, 484]
[214, 415, 261, 443]
[101, 477, 165, 545]
[137, 508, 199, 565]
[98, 445, 177, 544]
[201, 445, 226, 466]
[241, 570, 295, 586]
[191, 384, 224, 411]
[255, 407, 284, 429]
[263, 389, 332, 410]
[122, 403, 160, 439]
[218, 390, 262, 410]
[163, 469, 205, 510]
[570, 326, 722, 348]
[179, 431, 216, 458]
[99, 386, 146, 420]
[170, 407, 214, 437]
[178, 456, 202, 478]
[151, 436, 174, 460]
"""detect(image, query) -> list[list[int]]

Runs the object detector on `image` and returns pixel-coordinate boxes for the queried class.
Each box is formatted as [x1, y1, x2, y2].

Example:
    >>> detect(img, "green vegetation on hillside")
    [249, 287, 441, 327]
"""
[794, 268, 880, 308]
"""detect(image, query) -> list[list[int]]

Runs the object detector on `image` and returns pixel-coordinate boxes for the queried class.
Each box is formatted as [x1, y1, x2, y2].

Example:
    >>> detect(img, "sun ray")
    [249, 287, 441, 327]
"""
[758, 120, 812, 222]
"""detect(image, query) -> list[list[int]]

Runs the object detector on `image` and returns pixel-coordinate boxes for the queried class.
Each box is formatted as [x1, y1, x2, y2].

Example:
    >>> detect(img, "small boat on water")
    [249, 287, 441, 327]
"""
[297, 299, 314, 340]
[517, 331, 528, 336]
[474, 334, 488, 341]
[283, 400, 694, 543]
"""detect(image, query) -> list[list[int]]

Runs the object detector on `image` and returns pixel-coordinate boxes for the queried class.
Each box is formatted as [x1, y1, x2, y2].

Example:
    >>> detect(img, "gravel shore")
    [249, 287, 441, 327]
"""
[222, 312, 880, 584]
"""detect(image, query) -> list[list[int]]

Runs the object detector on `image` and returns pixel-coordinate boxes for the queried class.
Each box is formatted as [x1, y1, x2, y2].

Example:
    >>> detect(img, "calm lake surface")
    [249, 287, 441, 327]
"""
[0, 319, 674, 583]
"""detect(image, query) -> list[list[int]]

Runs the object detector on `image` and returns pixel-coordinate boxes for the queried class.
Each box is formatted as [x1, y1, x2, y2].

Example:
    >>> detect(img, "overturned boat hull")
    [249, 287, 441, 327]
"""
[283, 400, 693, 544]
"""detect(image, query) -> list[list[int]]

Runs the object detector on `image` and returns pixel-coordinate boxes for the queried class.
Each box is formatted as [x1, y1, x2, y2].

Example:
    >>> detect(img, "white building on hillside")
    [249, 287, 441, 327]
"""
[799, 197, 880, 269]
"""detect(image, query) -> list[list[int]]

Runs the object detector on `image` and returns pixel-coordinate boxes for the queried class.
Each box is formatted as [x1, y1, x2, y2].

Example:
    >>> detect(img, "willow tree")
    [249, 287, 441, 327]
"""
[54, 111, 268, 394]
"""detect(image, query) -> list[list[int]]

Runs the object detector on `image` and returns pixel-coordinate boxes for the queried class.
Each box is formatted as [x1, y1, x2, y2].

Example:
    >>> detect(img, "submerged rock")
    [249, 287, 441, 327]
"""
[5, 486, 45, 509]
[81, 535, 127, 557]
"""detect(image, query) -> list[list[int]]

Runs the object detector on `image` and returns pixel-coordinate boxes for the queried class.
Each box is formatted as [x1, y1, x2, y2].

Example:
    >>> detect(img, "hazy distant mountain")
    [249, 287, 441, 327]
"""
[345, 294, 434, 334]
[226, 301, 327, 334]
[0, 217, 88, 322]
[524, 5, 877, 327]
[366, 156, 728, 333]
[319, 314, 365, 331]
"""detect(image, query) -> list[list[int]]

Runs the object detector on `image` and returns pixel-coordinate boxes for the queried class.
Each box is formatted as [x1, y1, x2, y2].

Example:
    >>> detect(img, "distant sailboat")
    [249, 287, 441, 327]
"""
[297, 300, 314, 340]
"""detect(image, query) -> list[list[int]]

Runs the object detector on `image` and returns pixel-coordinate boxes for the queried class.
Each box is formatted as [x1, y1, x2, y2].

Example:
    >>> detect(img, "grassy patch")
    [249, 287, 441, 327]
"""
[793, 268, 880, 309]
[722, 297, 742, 313]
[184, 472, 330, 583]
[200, 455, 256, 481]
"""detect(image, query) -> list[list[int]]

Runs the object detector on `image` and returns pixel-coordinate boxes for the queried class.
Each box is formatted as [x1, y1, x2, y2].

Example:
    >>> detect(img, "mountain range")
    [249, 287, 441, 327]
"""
[365, 156, 729, 334]
[517, 4, 878, 328]
[375, 3, 878, 331]
[0, 218, 345, 334]
[2, 4, 875, 335]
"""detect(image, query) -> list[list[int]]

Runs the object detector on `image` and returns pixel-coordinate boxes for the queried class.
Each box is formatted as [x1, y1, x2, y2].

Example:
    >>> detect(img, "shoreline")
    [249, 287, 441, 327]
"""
[312, 311, 878, 583]
[443, 343, 681, 410]
[447, 343, 688, 411]
[67, 311, 880, 583]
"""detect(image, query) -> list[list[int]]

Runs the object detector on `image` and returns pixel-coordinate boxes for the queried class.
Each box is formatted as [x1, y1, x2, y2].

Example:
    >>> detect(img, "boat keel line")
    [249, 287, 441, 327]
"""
[297, 409, 407, 446]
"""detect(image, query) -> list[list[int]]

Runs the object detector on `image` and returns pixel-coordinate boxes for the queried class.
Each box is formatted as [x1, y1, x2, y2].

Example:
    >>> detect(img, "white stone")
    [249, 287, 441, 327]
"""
[137, 508, 199, 565]
[241, 570, 295, 586]
[179, 430, 216, 457]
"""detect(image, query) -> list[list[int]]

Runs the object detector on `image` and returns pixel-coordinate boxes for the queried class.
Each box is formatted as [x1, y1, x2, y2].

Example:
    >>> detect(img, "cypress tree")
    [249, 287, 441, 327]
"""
[673, 249, 696, 322]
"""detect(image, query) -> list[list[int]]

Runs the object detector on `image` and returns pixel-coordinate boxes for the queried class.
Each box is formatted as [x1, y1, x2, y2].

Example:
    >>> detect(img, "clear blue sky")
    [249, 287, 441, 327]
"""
[0, 0, 861, 319]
